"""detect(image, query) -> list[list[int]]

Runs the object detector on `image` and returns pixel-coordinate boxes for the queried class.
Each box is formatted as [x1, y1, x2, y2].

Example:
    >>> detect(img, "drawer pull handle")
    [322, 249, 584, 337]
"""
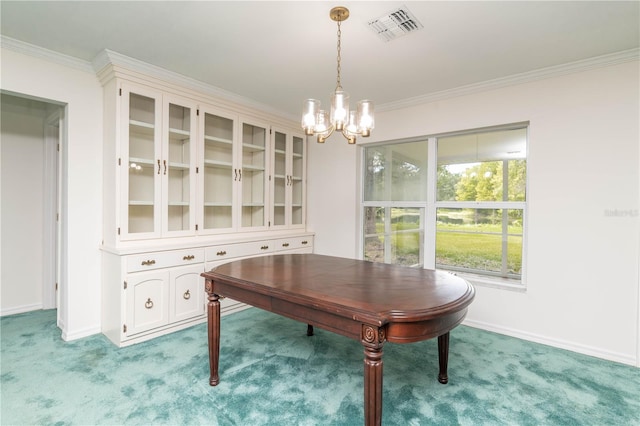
[302, 241, 308, 245]
[183, 290, 191, 300]
[261, 245, 269, 250]
[183, 255, 195, 261]
[216, 250, 227, 256]
[282, 243, 290, 247]
[145, 298, 154, 309]
[141, 260, 156, 266]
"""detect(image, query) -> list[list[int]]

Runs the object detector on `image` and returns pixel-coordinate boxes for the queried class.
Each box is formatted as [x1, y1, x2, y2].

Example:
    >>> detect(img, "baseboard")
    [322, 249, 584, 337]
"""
[462, 318, 638, 367]
[61, 324, 102, 342]
[0, 303, 43, 317]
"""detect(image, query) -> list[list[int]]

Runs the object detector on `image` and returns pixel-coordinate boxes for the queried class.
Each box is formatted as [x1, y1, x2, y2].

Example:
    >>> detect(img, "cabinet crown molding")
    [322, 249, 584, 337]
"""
[92, 49, 297, 122]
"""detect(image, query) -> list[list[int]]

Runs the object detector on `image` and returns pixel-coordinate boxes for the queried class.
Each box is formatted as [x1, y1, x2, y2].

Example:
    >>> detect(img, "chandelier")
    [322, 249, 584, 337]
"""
[301, 6, 374, 144]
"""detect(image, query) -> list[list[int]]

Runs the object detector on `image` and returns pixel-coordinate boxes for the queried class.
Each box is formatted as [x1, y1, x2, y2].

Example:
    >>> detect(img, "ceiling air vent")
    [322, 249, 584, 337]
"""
[368, 6, 424, 42]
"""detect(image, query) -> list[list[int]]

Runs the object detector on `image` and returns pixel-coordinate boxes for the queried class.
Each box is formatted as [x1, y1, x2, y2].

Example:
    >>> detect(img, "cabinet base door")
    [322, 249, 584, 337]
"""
[125, 270, 169, 336]
[170, 264, 205, 323]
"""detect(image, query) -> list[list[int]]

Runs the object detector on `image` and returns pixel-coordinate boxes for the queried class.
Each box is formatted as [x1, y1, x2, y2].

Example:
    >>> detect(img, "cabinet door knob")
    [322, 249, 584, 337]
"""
[163, 160, 167, 175]
[157, 159, 161, 175]
[145, 298, 154, 309]
[183, 290, 191, 300]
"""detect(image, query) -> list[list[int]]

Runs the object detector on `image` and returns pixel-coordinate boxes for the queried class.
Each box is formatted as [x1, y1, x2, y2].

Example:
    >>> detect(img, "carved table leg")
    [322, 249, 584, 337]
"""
[206, 279, 220, 386]
[362, 325, 386, 426]
[437, 332, 450, 384]
[307, 324, 314, 336]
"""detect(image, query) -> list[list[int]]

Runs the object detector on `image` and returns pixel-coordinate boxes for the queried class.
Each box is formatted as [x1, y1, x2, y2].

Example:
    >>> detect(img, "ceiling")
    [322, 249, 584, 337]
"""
[1, 1, 639, 119]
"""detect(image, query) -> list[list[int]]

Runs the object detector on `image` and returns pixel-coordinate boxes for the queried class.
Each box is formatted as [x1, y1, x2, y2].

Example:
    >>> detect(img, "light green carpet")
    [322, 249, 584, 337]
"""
[1, 308, 639, 425]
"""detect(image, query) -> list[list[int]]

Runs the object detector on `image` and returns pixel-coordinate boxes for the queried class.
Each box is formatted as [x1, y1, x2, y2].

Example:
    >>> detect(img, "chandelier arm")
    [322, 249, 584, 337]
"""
[317, 125, 336, 143]
[341, 128, 357, 144]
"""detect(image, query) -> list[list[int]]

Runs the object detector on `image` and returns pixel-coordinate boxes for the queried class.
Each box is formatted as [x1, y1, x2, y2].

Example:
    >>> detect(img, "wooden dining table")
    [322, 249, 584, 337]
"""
[202, 253, 475, 426]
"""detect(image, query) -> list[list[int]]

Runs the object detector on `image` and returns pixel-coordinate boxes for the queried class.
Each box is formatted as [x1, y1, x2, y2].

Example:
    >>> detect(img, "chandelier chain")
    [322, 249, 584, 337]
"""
[336, 19, 342, 90]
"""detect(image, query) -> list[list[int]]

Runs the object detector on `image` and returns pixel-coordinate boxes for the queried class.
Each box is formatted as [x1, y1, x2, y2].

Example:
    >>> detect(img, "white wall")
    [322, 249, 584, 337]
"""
[1, 46, 103, 340]
[0, 97, 46, 313]
[308, 60, 640, 366]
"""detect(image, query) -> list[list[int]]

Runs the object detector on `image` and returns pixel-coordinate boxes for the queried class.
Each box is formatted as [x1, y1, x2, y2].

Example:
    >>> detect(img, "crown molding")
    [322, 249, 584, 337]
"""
[378, 48, 640, 112]
[93, 49, 297, 122]
[4, 35, 637, 119]
[0, 35, 94, 73]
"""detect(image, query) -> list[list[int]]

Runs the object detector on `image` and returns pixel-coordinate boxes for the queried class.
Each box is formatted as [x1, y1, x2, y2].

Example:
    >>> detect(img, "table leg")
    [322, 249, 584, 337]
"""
[364, 346, 383, 426]
[206, 281, 220, 386]
[362, 325, 385, 426]
[437, 332, 450, 384]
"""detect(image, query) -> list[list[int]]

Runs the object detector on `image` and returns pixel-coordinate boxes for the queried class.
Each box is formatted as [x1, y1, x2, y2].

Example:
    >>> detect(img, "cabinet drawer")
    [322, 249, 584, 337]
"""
[206, 241, 274, 261]
[274, 236, 313, 251]
[127, 248, 204, 273]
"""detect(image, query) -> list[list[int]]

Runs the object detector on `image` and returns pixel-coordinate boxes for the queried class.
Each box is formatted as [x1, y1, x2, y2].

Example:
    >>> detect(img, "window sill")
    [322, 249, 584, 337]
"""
[442, 270, 527, 293]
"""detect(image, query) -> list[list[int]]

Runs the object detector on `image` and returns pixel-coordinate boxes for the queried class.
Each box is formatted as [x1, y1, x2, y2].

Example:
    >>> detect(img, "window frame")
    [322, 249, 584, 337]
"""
[359, 123, 529, 291]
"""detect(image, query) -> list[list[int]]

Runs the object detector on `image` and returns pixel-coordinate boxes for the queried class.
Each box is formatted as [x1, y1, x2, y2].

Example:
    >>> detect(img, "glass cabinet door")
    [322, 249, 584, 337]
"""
[270, 128, 306, 229]
[123, 86, 162, 239]
[163, 97, 197, 236]
[272, 130, 287, 227]
[290, 134, 305, 227]
[200, 109, 235, 232]
[240, 121, 268, 229]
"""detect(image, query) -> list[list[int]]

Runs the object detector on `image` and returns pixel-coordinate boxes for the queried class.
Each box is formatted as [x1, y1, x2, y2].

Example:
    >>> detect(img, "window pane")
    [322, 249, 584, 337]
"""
[436, 208, 523, 277]
[364, 149, 386, 201]
[437, 128, 526, 202]
[363, 207, 424, 267]
[364, 141, 427, 202]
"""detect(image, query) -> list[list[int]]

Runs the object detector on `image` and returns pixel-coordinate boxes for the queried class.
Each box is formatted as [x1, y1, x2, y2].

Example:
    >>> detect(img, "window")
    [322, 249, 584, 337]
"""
[361, 124, 527, 287]
[363, 141, 427, 267]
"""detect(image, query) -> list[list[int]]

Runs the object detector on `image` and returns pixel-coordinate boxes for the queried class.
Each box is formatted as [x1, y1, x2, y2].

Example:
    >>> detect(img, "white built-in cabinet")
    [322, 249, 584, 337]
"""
[99, 68, 312, 347]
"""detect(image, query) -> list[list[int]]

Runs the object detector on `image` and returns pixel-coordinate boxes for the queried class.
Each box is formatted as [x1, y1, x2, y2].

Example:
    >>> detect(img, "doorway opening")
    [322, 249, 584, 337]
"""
[0, 92, 66, 326]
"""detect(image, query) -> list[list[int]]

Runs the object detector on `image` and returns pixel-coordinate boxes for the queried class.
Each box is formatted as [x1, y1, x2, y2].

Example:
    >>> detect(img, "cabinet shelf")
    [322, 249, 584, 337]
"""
[169, 128, 190, 137]
[168, 201, 190, 207]
[242, 164, 265, 172]
[128, 157, 155, 167]
[243, 202, 265, 207]
[205, 135, 233, 145]
[168, 161, 190, 170]
[204, 159, 233, 169]
[130, 120, 155, 134]
[129, 200, 154, 206]
[204, 202, 233, 207]
[242, 143, 265, 152]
